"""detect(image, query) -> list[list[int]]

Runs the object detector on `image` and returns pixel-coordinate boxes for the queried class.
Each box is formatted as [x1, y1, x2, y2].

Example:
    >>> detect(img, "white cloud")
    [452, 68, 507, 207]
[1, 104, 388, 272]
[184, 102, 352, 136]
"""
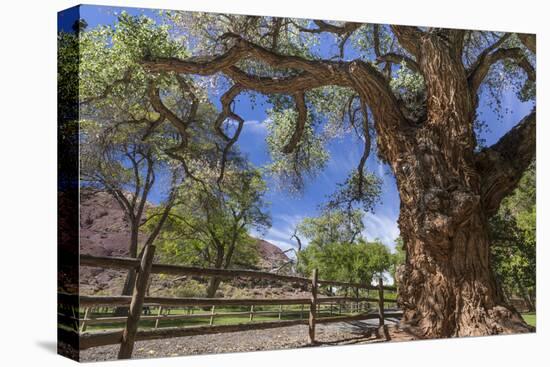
[243, 120, 268, 135]
[362, 212, 400, 250]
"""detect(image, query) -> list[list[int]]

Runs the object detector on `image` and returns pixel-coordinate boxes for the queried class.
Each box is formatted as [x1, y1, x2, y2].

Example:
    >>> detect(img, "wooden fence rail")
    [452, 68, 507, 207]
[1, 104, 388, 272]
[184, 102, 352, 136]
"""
[76, 295, 391, 307]
[68, 253, 400, 357]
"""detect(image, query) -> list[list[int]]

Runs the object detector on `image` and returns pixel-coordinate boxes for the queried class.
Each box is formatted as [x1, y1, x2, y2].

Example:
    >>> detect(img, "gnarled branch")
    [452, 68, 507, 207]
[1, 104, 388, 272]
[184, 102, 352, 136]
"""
[214, 84, 245, 184]
[376, 52, 420, 73]
[282, 92, 307, 154]
[475, 110, 536, 217]
[517, 33, 536, 54]
[468, 47, 535, 92]
[390, 25, 423, 57]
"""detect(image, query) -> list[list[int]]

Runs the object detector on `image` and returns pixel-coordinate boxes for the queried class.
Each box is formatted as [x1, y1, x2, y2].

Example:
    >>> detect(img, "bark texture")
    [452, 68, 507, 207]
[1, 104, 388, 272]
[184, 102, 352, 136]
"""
[390, 32, 534, 337]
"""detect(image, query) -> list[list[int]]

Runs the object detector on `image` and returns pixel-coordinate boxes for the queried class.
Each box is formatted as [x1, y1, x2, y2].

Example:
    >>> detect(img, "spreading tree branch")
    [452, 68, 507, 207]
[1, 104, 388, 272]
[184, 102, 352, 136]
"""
[141, 33, 407, 150]
[468, 47, 535, 92]
[517, 33, 536, 54]
[376, 52, 420, 73]
[282, 92, 307, 154]
[390, 25, 423, 57]
[475, 110, 536, 216]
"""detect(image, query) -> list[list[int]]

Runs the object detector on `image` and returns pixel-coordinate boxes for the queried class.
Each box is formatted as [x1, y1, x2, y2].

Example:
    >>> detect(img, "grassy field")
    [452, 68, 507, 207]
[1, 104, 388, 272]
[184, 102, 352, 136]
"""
[77, 289, 400, 332]
[80, 302, 384, 332]
[522, 312, 536, 327]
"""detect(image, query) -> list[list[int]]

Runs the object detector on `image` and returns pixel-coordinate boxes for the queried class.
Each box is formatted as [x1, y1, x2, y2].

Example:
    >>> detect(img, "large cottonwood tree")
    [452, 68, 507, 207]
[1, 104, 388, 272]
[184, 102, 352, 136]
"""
[137, 15, 535, 338]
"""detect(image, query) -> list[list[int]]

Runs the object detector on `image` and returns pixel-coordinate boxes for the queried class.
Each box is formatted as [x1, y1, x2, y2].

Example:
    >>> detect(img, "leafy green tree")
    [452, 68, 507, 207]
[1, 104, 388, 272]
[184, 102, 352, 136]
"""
[298, 239, 392, 287]
[389, 237, 406, 285]
[80, 120, 180, 302]
[71, 13, 223, 305]
[490, 163, 535, 311]
[295, 210, 392, 287]
[296, 209, 365, 247]
[154, 163, 271, 297]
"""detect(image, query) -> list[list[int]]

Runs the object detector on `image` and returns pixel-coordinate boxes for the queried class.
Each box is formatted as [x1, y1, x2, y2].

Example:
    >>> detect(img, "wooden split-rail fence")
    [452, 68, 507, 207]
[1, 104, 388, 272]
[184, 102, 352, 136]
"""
[59, 253, 400, 357]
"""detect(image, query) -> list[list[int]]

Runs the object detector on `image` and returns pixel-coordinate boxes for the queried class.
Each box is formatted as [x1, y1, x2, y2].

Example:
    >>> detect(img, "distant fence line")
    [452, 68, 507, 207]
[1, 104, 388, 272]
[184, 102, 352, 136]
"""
[59, 253, 399, 357]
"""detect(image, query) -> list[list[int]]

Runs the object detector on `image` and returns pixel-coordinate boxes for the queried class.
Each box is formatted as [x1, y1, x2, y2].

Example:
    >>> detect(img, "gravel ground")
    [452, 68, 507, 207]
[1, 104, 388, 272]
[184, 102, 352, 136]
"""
[80, 319, 416, 362]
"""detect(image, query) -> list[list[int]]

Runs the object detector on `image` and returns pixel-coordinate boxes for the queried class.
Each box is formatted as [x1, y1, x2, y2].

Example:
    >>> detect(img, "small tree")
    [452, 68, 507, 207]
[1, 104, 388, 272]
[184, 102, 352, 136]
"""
[80, 122, 180, 301]
[155, 163, 271, 297]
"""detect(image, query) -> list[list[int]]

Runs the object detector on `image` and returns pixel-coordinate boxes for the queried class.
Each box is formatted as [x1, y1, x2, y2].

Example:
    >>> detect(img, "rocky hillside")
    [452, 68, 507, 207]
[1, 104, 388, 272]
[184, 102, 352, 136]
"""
[79, 189, 292, 295]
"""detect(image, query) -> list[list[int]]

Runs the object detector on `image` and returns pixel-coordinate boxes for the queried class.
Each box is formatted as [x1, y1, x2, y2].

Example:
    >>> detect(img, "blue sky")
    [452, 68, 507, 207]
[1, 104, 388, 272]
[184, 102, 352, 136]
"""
[65, 5, 534, 254]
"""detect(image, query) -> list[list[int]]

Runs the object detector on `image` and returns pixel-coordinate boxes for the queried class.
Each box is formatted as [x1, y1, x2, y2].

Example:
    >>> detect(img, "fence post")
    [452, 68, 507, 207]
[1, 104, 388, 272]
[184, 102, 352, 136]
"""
[80, 307, 90, 332]
[378, 277, 391, 340]
[308, 268, 318, 344]
[209, 306, 216, 326]
[355, 287, 359, 314]
[249, 305, 254, 321]
[118, 244, 156, 359]
[378, 277, 385, 326]
[154, 306, 163, 329]
[278, 305, 283, 320]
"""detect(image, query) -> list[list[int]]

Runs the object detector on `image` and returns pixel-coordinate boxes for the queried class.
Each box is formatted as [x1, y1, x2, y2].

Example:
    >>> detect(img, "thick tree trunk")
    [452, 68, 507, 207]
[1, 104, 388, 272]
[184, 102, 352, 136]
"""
[206, 277, 222, 298]
[384, 33, 532, 338]
[396, 203, 530, 337]
[121, 226, 139, 296]
[115, 224, 139, 316]
[206, 249, 225, 298]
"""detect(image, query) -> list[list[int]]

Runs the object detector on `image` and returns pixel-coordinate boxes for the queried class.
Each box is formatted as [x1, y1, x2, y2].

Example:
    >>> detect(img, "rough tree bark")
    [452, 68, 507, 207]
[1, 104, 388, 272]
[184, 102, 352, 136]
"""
[120, 224, 139, 297]
[391, 31, 534, 337]
[141, 26, 536, 338]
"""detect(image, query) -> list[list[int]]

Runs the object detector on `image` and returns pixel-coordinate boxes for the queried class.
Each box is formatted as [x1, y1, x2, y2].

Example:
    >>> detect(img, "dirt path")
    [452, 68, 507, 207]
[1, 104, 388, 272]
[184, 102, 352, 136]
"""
[80, 320, 417, 362]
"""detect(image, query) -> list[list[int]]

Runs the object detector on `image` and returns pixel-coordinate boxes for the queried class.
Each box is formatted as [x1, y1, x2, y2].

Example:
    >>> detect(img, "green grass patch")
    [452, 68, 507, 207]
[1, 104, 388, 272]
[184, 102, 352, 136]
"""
[522, 312, 536, 327]
[80, 304, 373, 332]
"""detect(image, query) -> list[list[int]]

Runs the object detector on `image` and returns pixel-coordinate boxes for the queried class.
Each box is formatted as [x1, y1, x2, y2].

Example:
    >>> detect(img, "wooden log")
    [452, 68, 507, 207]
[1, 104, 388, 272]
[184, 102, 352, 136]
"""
[80, 254, 139, 270]
[378, 278, 392, 341]
[378, 277, 385, 327]
[80, 254, 309, 284]
[84, 311, 273, 325]
[79, 295, 325, 307]
[317, 279, 397, 291]
[79, 254, 398, 291]
[249, 305, 254, 321]
[316, 279, 372, 289]
[118, 244, 156, 359]
[308, 269, 318, 344]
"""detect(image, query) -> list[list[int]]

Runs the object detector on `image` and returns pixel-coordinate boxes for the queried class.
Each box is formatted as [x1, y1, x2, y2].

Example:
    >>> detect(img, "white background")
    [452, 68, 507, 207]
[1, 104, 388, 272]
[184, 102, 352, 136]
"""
[0, 0, 547, 365]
